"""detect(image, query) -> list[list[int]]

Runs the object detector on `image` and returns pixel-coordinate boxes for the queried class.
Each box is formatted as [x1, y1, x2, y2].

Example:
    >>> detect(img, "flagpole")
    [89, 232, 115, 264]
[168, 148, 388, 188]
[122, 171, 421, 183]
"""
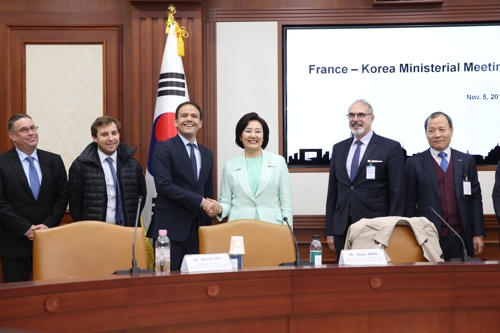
[142, 4, 190, 250]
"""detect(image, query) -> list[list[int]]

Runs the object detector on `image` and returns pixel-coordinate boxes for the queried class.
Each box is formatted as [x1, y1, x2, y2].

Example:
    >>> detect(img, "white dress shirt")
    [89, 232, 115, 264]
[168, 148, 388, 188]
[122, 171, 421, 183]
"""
[97, 150, 118, 224]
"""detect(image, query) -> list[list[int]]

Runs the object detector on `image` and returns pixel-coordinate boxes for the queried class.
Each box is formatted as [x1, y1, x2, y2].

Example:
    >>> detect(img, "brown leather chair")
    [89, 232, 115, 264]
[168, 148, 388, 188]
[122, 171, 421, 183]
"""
[32, 221, 148, 280]
[198, 219, 296, 267]
[384, 225, 426, 263]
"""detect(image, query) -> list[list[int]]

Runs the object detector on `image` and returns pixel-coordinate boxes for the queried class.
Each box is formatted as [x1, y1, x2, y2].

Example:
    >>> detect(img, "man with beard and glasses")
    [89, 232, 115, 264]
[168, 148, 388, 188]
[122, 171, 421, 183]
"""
[325, 99, 406, 256]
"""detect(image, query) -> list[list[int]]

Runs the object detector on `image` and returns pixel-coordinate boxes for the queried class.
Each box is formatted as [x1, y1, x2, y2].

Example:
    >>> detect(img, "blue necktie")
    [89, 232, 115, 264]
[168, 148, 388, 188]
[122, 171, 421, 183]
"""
[26, 156, 40, 200]
[350, 140, 363, 183]
[438, 152, 448, 172]
[188, 143, 198, 183]
[105, 157, 125, 226]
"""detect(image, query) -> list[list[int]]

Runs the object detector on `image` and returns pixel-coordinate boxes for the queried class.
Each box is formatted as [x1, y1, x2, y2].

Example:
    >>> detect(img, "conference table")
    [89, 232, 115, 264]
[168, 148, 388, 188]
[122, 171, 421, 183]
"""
[1, 262, 499, 332]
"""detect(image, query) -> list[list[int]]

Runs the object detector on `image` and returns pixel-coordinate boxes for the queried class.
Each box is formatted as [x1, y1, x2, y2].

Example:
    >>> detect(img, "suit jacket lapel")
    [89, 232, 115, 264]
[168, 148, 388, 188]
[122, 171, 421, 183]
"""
[234, 153, 255, 202]
[8, 148, 33, 199]
[422, 149, 441, 198]
[452, 149, 464, 200]
[255, 150, 274, 197]
[174, 135, 197, 186]
[340, 138, 352, 181]
[351, 132, 378, 183]
[198, 145, 211, 188]
[358, 133, 379, 172]
[38, 150, 49, 198]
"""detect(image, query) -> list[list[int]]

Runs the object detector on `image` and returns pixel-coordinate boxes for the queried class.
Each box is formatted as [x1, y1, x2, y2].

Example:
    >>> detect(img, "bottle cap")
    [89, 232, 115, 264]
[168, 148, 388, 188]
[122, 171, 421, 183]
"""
[229, 236, 245, 255]
[159, 229, 167, 236]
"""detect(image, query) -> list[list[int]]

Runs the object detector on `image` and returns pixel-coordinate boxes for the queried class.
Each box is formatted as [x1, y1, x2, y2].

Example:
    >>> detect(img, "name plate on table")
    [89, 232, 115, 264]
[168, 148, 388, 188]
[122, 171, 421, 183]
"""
[181, 253, 233, 273]
[338, 249, 387, 266]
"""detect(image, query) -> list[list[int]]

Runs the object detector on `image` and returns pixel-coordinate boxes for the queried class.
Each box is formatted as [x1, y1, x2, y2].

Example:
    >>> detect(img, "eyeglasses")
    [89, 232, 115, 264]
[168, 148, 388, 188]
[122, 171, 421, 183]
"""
[12, 125, 38, 134]
[347, 113, 373, 119]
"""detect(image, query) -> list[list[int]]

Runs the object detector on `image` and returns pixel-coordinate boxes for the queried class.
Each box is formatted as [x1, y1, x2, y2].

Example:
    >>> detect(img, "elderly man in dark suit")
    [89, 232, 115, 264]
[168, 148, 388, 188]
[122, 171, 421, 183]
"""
[405, 112, 484, 260]
[0, 114, 68, 282]
[325, 99, 406, 256]
[147, 102, 218, 271]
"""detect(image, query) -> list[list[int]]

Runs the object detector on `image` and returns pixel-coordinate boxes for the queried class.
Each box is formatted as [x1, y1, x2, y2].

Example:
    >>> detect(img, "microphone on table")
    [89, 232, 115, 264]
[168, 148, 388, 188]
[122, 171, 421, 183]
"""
[280, 217, 313, 266]
[429, 207, 480, 262]
[115, 196, 153, 275]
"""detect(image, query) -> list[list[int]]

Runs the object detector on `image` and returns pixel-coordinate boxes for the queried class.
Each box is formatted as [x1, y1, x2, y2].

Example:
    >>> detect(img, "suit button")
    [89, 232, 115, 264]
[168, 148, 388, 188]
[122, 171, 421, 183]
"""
[351, 186, 354, 189]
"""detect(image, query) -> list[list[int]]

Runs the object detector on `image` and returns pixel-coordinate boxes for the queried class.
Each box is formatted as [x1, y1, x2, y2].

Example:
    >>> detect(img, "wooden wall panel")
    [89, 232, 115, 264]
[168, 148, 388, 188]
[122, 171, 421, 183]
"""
[6, 26, 121, 121]
[130, 4, 202, 166]
[0, 6, 131, 154]
[0, 23, 9, 153]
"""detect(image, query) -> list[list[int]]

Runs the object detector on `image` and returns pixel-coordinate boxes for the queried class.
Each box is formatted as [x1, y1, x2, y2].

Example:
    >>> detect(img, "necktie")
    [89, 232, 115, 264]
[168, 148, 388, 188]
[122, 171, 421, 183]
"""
[26, 156, 40, 200]
[105, 157, 125, 226]
[188, 143, 198, 183]
[350, 140, 363, 183]
[438, 152, 448, 172]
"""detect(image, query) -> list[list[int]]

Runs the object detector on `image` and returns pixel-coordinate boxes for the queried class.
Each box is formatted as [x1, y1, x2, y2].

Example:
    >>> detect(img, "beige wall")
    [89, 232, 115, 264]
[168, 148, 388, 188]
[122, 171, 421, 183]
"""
[26, 44, 103, 172]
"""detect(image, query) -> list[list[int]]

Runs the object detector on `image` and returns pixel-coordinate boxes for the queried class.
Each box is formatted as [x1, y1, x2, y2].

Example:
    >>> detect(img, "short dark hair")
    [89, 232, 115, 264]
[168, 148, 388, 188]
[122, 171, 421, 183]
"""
[175, 101, 203, 120]
[424, 112, 453, 131]
[235, 112, 269, 149]
[91, 116, 121, 137]
[8, 114, 32, 132]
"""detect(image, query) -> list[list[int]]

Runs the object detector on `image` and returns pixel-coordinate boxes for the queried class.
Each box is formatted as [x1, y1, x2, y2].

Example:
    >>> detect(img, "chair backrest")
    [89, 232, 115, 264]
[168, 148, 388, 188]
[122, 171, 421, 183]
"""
[199, 219, 296, 267]
[385, 225, 426, 263]
[32, 221, 148, 280]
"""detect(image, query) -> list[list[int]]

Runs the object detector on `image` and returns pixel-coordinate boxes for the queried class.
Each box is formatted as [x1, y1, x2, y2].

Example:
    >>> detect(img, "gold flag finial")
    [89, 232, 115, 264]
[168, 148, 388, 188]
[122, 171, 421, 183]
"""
[166, 4, 176, 33]
[165, 4, 189, 57]
[167, 4, 176, 17]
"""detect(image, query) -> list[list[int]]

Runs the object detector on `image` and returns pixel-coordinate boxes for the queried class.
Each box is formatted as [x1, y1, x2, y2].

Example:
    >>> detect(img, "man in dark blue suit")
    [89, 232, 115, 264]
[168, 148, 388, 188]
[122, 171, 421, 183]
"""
[405, 112, 484, 260]
[325, 100, 406, 256]
[0, 114, 68, 282]
[147, 102, 217, 271]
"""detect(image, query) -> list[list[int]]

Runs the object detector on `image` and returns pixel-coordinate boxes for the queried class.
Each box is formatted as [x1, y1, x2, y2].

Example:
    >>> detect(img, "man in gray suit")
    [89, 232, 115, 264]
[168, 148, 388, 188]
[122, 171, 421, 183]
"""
[405, 112, 484, 260]
[325, 100, 406, 256]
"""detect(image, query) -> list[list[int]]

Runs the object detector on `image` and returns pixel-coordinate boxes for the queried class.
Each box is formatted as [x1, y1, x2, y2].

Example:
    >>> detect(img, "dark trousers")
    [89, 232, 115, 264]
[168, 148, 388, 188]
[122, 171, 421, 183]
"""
[439, 231, 467, 261]
[169, 219, 200, 271]
[333, 216, 353, 258]
[1, 255, 31, 283]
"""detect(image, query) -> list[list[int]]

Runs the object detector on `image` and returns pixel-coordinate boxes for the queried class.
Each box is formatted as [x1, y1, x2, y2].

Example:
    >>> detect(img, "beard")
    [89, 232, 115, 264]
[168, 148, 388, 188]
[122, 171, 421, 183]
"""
[350, 122, 364, 136]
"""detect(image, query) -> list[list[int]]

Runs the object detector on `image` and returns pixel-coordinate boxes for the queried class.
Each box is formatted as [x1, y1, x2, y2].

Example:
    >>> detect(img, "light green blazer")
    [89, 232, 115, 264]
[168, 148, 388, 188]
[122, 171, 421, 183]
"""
[217, 150, 293, 227]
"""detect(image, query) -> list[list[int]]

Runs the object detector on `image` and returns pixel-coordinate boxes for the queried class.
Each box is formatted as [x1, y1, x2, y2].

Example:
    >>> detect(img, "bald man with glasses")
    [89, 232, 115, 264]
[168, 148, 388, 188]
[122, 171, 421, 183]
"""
[325, 100, 406, 257]
[0, 114, 68, 282]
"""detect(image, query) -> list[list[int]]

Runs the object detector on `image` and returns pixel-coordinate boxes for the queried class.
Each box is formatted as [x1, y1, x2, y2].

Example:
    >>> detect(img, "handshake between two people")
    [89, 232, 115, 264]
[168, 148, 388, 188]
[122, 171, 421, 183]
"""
[202, 198, 222, 218]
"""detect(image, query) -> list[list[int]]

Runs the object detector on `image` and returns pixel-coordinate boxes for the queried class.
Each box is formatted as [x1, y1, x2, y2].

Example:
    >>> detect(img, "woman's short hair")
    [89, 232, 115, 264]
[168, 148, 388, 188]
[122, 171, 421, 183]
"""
[235, 112, 269, 149]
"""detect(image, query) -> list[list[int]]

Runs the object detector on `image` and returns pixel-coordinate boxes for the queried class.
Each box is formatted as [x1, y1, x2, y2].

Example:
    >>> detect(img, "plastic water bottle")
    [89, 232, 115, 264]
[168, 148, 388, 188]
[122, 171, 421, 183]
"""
[155, 229, 170, 274]
[310, 235, 322, 266]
